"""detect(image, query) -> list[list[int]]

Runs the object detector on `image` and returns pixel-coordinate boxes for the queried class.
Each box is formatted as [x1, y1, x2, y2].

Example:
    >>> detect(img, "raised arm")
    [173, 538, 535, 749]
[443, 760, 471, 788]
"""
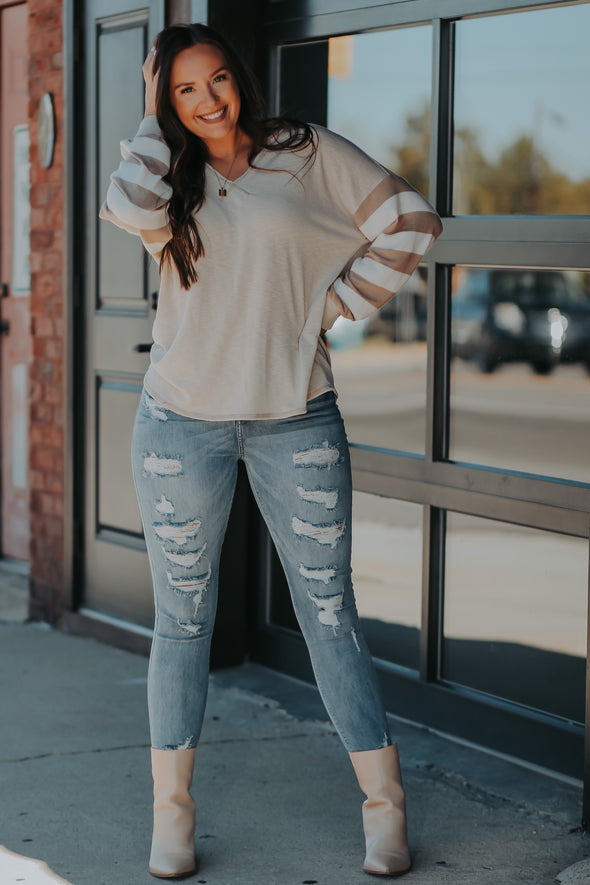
[99, 48, 173, 261]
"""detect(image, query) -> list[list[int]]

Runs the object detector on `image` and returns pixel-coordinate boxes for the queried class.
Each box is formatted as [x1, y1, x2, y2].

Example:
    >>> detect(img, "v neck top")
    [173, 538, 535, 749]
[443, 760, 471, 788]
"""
[205, 160, 253, 192]
[100, 115, 442, 421]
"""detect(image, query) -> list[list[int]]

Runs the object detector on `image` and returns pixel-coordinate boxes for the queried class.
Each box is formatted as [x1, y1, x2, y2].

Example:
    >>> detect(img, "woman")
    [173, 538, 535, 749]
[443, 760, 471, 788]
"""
[101, 23, 442, 880]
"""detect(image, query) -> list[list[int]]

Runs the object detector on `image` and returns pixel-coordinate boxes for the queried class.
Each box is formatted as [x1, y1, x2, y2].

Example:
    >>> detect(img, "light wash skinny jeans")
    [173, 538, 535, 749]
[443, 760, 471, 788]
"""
[132, 388, 391, 753]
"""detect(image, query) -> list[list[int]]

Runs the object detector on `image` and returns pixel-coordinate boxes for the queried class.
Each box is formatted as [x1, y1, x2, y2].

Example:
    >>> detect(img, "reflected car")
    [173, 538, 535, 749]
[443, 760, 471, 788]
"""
[451, 269, 590, 374]
[366, 270, 428, 342]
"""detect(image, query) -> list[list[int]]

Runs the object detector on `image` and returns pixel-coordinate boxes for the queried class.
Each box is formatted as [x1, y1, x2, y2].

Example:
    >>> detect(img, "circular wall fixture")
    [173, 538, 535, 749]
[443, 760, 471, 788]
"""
[38, 92, 55, 169]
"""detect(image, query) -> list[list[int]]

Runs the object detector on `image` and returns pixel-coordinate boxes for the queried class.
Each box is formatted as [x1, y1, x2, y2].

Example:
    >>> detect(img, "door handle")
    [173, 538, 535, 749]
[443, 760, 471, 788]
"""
[133, 342, 152, 353]
[0, 283, 8, 334]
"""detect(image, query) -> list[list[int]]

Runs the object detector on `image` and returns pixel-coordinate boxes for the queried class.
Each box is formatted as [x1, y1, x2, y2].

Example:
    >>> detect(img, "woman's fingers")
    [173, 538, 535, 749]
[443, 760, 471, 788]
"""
[142, 46, 156, 77]
[143, 47, 158, 117]
[142, 46, 157, 85]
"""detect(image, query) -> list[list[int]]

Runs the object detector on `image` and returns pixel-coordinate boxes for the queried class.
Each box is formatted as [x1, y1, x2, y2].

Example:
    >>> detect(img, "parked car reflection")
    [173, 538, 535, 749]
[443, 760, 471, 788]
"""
[451, 269, 590, 374]
[366, 269, 427, 343]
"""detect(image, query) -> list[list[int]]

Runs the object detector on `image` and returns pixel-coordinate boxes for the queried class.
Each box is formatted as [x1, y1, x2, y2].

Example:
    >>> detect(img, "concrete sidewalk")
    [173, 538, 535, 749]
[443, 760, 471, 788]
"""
[0, 620, 589, 885]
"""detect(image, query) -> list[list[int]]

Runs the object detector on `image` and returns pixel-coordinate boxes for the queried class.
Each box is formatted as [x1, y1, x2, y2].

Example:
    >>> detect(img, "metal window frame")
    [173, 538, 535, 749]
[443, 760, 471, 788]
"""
[257, 0, 590, 825]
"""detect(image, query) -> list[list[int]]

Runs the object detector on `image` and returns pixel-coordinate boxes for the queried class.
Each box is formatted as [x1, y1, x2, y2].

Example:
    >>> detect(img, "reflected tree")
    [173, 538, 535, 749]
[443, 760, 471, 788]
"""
[455, 131, 590, 215]
[454, 127, 496, 214]
[389, 101, 430, 196]
[389, 103, 590, 214]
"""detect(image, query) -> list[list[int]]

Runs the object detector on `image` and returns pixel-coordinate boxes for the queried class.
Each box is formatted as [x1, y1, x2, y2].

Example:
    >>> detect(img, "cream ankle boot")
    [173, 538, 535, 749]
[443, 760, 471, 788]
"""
[349, 744, 411, 877]
[149, 748, 197, 879]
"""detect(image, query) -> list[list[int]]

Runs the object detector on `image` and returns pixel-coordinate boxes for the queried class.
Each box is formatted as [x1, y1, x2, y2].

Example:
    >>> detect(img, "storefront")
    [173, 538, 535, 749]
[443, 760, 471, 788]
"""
[250, 0, 590, 808]
[8, 0, 589, 822]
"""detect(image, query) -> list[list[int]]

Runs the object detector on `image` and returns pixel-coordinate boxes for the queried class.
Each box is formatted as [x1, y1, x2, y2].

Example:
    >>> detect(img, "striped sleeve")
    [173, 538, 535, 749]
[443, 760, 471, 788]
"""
[99, 115, 173, 261]
[322, 174, 442, 329]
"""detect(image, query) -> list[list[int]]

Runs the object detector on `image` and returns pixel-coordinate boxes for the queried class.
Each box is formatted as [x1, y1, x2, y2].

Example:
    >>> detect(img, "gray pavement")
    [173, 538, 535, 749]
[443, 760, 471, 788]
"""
[1, 579, 590, 883]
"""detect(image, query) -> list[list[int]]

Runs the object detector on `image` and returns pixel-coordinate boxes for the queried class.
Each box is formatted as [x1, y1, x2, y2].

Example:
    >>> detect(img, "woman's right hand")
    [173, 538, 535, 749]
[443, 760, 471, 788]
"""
[142, 47, 159, 117]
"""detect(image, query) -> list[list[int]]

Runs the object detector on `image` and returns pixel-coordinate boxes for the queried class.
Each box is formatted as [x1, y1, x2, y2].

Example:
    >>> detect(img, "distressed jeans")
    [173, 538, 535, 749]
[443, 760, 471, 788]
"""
[132, 388, 392, 753]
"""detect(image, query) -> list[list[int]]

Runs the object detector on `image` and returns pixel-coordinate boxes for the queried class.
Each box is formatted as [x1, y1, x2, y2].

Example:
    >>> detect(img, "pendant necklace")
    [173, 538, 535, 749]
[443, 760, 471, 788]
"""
[211, 132, 242, 197]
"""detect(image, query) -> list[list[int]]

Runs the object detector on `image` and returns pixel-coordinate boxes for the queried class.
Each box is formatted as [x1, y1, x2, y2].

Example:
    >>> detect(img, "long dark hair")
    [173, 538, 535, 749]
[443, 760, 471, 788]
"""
[152, 23, 317, 289]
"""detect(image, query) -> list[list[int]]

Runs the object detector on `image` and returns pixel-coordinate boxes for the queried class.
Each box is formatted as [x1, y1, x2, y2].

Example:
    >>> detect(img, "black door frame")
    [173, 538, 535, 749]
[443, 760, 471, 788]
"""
[62, 0, 257, 665]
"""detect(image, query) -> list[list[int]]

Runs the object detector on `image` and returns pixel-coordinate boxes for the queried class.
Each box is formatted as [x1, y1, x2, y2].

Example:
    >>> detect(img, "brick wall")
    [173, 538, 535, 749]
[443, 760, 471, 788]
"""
[27, 0, 66, 623]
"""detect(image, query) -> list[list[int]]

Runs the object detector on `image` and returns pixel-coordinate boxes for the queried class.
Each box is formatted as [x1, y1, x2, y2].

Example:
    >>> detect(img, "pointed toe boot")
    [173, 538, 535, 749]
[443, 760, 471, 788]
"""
[350, 744, 411, 877]
[149, 748, 197, 879]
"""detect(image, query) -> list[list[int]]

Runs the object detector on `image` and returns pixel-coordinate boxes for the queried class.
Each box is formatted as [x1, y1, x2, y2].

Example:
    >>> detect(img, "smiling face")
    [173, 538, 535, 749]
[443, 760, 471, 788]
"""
[169, 43, 242, 151]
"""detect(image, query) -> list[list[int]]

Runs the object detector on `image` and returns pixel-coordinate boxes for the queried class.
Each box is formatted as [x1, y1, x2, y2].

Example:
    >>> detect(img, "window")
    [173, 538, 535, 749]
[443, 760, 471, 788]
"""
[453, 4, 590, 215]
[328, 270, 429, 454]
[323, 26, 432, 453]
[267, 1, 590, 783]
[442, 512, 587, 722]
[450, 267, 590, 482]
[327, 28, 432, 194]
[352, 492, 422, 670]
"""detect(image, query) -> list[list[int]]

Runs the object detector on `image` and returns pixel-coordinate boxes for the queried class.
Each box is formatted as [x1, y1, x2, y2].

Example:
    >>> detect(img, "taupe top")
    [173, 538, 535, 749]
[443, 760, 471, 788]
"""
[100, 115, 442, 420]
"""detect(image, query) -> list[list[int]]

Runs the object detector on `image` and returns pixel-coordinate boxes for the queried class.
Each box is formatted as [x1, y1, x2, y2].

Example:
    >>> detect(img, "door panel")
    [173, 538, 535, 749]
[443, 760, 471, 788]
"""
[0, 2, 30, 561]
[97, 21, 148, 311]
[83, 0, 164, 625]
[97, 378, 144, 535]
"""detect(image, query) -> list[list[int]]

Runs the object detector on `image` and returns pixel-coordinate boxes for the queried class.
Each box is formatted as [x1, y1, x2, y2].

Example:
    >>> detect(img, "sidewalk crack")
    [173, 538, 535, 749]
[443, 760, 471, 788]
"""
[0, 731, 327, 764]
[413, 762, 580, 828]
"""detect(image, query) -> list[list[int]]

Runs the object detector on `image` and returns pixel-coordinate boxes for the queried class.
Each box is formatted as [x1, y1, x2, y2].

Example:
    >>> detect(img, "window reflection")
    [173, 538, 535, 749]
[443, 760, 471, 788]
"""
[328, 268, 428, 453]
[352, 492, 422, 671]
[450, 267, 590, 482]
[312, 26, 433, 453]
[327, 27, 432, 195]
[453, 4, 590, 215]
[442, 512, 587, 722]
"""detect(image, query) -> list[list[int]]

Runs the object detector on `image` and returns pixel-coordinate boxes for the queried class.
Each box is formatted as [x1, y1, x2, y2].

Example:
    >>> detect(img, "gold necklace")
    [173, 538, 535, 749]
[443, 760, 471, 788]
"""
[211, 132, 242, 197]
